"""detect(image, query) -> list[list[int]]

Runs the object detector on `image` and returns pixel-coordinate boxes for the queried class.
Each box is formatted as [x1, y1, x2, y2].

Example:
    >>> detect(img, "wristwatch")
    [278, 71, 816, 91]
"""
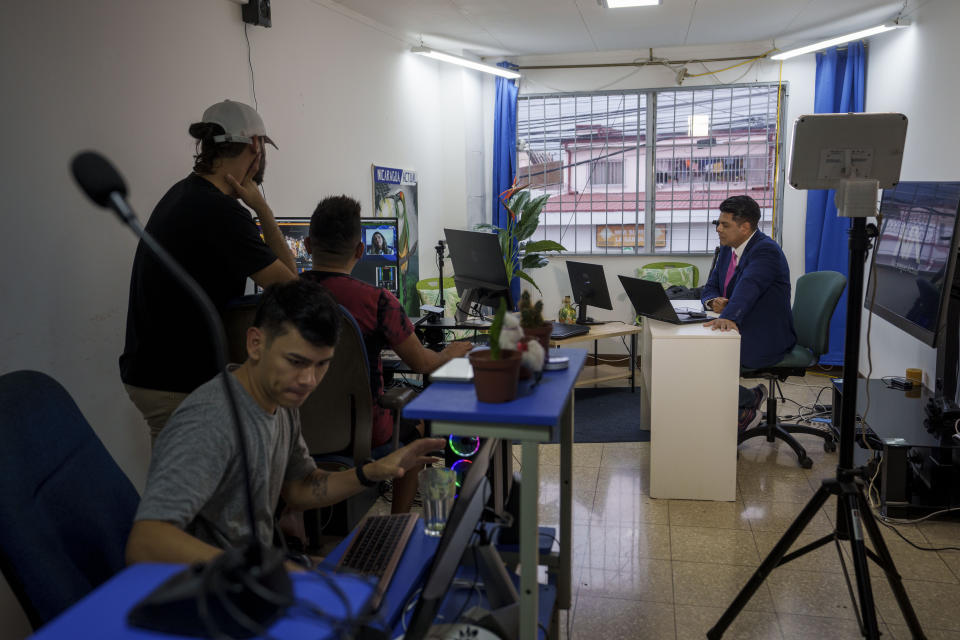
[355, 458, 378, 487]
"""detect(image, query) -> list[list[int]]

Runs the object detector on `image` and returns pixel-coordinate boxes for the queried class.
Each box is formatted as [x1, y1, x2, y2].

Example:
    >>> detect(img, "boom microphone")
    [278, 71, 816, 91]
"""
[70, 151, 135, 223]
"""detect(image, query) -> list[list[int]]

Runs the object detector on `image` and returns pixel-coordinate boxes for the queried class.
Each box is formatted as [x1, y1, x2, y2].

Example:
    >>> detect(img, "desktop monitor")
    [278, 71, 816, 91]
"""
[865, 182, 960, 347]
[259, 218, 312, 273]
[444, 228, 512, 321]
[354, 217, 401, 297]
[404, 438, 498, 639]
[566, 260, 612, 325]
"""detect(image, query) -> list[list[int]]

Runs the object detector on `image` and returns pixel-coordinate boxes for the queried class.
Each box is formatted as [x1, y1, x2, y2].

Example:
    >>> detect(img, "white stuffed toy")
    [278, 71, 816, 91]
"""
[498, 312, 545, 373]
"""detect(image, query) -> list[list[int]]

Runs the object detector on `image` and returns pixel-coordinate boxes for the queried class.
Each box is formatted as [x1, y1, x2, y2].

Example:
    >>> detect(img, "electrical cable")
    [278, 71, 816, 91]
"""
[876, 517, 960, 552]
[244, 24, 259, 112]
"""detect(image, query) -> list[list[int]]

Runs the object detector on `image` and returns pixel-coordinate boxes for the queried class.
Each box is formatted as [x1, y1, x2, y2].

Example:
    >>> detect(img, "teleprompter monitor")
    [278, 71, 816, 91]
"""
[566, 260, 612, 325]
[443, 228, 512, 321]
[865, 182, 960, 347]
[354, 217, 401, 297]
[404, 438, 497, 639]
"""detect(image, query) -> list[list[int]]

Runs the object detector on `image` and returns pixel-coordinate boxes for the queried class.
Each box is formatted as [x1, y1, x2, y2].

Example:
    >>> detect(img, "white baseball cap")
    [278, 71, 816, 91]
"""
[200, 99, 278, 149]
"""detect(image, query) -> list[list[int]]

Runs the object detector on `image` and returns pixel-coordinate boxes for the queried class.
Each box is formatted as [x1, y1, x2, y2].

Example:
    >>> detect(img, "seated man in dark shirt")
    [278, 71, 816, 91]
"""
[127, 279, 443, 565]
[303, 195, 472, 513]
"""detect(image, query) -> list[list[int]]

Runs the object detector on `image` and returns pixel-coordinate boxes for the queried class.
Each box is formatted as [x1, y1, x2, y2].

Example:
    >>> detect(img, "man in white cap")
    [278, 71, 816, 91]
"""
[120, 100, 298, 443]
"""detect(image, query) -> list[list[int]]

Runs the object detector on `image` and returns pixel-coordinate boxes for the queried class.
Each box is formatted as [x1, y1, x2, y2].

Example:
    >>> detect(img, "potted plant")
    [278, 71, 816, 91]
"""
[468, 299, 523, 403]
[519, 290, 552, 359]
[477, 178, 566, 296]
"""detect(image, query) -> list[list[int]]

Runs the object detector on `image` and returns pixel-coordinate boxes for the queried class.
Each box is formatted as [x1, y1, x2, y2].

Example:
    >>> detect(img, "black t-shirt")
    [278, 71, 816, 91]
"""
[119, 174, 277, 393]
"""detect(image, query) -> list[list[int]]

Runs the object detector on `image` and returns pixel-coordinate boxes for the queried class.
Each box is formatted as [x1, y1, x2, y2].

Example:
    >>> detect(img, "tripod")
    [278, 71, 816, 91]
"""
[708, 217, 925, 639]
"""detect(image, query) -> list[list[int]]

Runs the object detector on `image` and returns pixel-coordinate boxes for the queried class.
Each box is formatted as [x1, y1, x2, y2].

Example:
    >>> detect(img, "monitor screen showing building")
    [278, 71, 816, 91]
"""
[866, 181, 960, 346]
[355, 218, 401, 296]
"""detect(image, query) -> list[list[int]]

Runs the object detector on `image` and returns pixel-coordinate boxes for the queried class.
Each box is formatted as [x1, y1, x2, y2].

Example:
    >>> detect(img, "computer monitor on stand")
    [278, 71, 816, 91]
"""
[405, 438, 519, 639]
[864, 181, 960, 426]
[566, 260, 612, 325]
[355, 218, 402, 298]
[444, 228, 513, 323]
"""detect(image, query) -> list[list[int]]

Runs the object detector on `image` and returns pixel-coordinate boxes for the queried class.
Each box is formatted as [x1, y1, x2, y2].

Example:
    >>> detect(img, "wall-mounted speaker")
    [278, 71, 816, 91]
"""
[242, 0, 271, 28]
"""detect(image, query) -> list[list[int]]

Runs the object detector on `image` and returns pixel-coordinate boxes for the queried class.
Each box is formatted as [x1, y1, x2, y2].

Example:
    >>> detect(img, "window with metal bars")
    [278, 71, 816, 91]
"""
[516, 83, 785, 255]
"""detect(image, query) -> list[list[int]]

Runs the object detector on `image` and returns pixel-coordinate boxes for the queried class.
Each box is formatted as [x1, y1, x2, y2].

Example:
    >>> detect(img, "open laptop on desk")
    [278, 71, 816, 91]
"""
[619, 275, 709, 325]
[329, 440, 514, 636]
[550, 323, 590, 339]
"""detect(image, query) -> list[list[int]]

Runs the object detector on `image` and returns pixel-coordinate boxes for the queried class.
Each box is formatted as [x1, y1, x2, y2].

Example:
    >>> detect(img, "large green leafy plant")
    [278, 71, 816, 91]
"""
[477, 179, 565, 294]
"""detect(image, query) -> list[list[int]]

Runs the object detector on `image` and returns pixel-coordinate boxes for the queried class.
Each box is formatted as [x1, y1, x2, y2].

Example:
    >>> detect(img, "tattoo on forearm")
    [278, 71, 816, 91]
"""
[309, 471, 330, 502]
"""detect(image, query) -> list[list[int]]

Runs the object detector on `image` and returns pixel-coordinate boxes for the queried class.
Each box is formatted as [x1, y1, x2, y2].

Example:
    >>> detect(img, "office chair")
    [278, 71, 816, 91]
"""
[739, 270, 847, 468]
[0, 370, 140, 629]
[222, 298, 414, 538]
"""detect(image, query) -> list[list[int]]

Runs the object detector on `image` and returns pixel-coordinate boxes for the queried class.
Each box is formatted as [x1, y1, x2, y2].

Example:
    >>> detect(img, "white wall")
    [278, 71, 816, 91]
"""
[0, 1, 485, 635]
[858, 0, 960, 385]
[515, 43, 816, 354]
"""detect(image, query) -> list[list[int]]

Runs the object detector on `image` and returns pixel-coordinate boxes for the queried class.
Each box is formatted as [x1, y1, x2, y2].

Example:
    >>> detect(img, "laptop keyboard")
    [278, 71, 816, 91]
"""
[336, 513, 418, 610]
[551, 324, 590, 339]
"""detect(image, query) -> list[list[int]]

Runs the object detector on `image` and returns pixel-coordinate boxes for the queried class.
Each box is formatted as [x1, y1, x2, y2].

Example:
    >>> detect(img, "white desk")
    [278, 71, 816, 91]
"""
[640, 303, 740, 501]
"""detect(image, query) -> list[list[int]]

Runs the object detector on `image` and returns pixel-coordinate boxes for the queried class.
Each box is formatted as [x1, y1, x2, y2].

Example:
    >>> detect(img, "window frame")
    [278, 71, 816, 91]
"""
[516, 82, 788, 256]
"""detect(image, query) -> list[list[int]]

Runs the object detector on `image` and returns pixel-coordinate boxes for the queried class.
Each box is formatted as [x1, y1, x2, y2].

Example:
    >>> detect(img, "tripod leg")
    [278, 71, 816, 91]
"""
[707, 485, 831, 639]
[838, 487, 881, 639]
[855, 490, 927, 639]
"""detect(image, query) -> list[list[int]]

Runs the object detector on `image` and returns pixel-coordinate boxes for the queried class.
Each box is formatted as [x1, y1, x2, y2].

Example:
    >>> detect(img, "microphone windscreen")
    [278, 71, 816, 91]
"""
[71, 151, 128, 207]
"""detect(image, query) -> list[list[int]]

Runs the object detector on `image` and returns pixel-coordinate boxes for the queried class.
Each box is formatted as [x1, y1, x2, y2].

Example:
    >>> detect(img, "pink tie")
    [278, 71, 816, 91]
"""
[723, 252, 738, 297]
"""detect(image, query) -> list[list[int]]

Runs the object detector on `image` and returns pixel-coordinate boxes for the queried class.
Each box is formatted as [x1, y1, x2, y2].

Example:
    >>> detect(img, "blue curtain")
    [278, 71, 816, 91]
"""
[492, 62, 521, 307]
[804, 42, 865, 365]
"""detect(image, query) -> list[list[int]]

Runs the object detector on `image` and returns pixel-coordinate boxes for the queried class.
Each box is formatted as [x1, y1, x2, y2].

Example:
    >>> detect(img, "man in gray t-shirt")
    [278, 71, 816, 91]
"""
[126, 279, 443, 565]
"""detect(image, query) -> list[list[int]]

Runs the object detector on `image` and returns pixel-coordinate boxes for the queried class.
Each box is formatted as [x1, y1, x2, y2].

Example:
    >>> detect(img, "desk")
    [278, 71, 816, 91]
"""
[640, 316, 740, 501]
[549, 322, 642, 391]
[832, 379, 960, 517]
[30, 563, 376, 639]
[403, 348, 586, 640]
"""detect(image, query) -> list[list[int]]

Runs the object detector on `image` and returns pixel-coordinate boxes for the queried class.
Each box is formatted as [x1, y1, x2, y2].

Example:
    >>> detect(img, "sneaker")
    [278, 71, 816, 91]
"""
[751, 384, 768, 411]
[738, 407, 762, 433]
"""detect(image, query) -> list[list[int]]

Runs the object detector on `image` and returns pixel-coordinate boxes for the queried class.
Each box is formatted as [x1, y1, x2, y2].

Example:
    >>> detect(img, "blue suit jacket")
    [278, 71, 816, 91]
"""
[701, 231, 796, 369]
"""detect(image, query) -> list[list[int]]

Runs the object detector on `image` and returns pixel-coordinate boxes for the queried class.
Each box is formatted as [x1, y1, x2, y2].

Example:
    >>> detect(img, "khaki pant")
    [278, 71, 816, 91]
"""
[124, 384, 189, 445]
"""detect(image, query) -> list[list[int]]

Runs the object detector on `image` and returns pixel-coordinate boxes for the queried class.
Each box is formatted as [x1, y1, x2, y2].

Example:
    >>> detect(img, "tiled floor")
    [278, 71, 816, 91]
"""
[524, 376, 960, 639]
[366, 375, 960, 638]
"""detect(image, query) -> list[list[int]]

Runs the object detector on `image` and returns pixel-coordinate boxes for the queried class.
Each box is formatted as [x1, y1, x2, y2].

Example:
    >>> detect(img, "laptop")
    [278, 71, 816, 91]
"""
[618, 275, 710, 325]
[428, 357, 474, 382]
[551, 323, 590, 339]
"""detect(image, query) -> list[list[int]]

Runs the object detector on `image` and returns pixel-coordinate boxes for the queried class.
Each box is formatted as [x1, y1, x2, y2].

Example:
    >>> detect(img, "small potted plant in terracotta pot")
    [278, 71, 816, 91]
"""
[519, 290, 552, 363]
[468, 299, 523, 403]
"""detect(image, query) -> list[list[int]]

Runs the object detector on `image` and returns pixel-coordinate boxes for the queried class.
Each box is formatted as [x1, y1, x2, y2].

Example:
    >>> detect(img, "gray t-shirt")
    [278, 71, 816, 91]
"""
[135, 367, 317, 549]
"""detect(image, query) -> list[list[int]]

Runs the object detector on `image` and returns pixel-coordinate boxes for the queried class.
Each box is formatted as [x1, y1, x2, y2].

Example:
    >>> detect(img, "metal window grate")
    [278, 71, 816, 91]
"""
[517, 83, 785, 255]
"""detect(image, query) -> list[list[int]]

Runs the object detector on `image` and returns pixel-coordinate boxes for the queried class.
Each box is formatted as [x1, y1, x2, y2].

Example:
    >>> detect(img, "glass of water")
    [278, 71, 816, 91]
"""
[418, 467, 456, 537]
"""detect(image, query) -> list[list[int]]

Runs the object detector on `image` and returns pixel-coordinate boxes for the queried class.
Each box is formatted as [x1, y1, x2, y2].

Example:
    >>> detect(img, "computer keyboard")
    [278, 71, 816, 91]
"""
[551, 323, 590, 339]
[336, 513, 418, 610]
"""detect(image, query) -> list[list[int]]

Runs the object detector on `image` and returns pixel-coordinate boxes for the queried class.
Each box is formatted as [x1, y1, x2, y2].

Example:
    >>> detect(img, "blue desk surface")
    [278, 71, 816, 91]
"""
[403, 348, 586, 427]
[30, 563, 376, 640]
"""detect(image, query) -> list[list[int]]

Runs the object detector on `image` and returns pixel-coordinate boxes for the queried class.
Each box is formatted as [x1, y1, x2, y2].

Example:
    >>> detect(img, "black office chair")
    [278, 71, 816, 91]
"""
[739, 270, 847, 468]
[0, 370, 140, 629]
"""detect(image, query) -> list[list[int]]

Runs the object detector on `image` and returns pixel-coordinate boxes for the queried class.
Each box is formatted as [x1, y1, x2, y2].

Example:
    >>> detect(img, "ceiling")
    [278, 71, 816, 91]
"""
[330, 0, 911, 59]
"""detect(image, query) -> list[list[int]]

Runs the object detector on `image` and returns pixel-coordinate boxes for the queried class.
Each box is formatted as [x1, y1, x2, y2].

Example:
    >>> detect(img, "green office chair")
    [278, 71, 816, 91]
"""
[637, 261, 699, 288]
[739, 270, 847, 468]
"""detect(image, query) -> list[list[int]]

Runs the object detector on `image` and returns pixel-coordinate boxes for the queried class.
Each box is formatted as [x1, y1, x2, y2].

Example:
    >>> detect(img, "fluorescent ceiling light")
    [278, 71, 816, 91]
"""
[600, 0, 661, 7]
[411, 46, 521, 79]
[771, 21, 909, 60]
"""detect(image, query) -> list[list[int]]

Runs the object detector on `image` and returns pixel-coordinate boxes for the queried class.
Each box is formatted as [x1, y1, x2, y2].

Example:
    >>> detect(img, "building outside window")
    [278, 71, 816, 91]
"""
[517, 84, 786, 255]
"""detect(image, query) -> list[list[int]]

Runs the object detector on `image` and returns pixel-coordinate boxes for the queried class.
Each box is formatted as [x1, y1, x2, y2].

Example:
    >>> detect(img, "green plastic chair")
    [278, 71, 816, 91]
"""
[636, 261, 699, 288]
[739, 270, 847, 468]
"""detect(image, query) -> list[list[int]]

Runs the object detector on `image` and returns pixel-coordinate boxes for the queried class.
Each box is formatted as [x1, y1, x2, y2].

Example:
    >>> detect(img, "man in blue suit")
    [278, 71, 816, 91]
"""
[701, 195, 796, 432]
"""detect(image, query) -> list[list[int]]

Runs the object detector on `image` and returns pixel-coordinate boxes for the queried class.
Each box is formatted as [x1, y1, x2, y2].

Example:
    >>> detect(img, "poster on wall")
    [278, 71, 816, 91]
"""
[372, 165, 420, 316]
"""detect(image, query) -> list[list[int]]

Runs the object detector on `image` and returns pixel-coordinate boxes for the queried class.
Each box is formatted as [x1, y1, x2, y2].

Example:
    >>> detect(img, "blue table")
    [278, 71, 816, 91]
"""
[30, 563, 376, 639]
[403, 347, 586, 640]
